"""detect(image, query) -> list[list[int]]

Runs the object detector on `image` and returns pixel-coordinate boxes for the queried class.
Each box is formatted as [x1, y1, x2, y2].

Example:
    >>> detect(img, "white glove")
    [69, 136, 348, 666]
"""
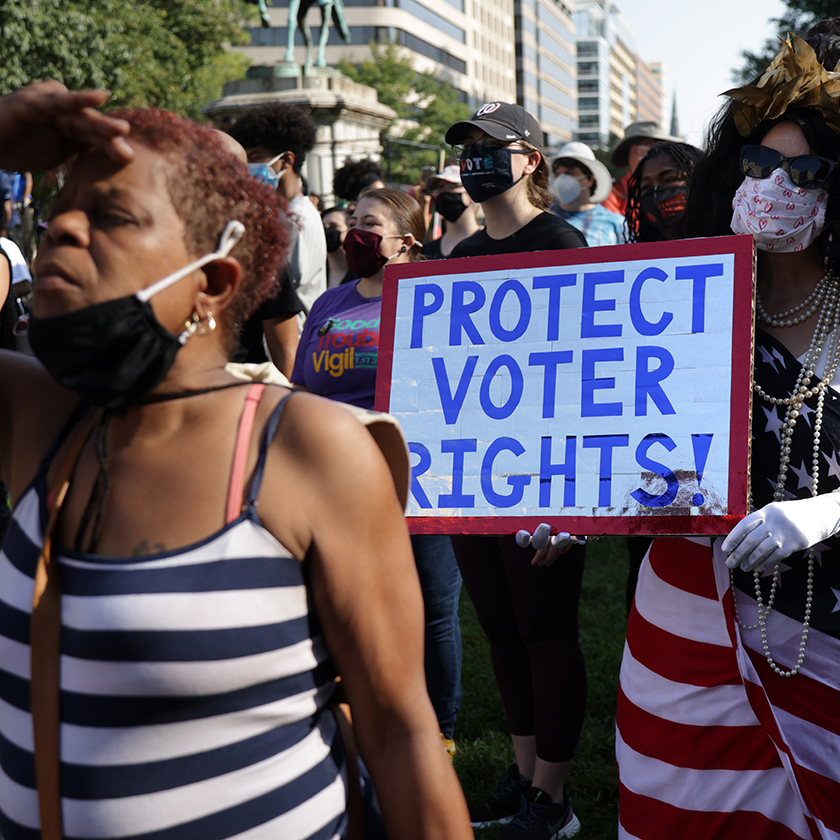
[722, 494, 840, 573]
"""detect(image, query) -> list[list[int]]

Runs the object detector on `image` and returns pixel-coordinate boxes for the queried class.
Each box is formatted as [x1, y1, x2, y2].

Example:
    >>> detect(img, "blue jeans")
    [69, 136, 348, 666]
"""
[411, 534, 462, 739]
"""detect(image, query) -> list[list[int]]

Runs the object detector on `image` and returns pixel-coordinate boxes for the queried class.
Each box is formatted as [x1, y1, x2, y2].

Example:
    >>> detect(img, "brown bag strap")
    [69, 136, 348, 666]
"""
[332, 700, 364, 840]
[31, 411, 98, 840]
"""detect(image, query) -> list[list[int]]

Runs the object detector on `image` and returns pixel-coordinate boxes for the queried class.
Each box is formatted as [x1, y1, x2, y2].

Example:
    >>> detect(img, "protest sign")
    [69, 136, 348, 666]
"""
[375, 235, 754, 535]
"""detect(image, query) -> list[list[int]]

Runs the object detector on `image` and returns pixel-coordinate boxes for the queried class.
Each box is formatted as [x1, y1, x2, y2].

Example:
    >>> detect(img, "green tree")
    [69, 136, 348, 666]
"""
[0, 0, 256, 118]
[733, 0, 840, 83]
[339, 42, 471, 185]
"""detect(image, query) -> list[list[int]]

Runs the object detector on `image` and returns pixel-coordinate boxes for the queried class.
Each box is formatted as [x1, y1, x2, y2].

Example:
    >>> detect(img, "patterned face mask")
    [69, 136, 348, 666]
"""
[730, 168, 827, 252]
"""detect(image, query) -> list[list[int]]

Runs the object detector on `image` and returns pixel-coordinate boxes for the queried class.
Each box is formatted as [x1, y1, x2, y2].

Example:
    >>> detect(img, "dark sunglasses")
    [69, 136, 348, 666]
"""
[740, 144, 836, 190]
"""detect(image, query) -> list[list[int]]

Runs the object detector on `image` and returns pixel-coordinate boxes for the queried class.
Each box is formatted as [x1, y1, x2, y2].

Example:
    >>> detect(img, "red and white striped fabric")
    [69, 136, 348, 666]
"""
[617, 536, 840, 840]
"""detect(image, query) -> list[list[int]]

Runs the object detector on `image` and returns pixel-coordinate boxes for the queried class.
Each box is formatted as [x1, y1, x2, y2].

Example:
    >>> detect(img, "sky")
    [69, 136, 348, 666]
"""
[612, 0, 789, 146]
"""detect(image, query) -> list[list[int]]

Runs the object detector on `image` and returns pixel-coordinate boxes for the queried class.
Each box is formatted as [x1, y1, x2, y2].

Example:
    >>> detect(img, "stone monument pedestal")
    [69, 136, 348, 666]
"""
[203, 67, 396, 205]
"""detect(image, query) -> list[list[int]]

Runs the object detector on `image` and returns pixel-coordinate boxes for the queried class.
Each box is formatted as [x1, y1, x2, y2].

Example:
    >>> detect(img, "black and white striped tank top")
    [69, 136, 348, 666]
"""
[0, 393, 347, 840]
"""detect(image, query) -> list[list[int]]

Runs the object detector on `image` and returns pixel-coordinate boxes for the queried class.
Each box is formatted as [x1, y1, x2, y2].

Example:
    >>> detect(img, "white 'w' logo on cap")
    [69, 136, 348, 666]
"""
[475, 103, 502, 116]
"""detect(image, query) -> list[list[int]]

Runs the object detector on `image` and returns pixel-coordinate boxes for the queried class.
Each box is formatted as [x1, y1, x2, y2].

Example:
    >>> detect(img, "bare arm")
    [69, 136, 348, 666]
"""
[265, 396, 471, 840]
[262, 315, 299, 380]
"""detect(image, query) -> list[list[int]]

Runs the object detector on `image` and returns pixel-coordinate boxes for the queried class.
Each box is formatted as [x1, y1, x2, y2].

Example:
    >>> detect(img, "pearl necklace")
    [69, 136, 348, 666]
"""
[756, 273, 831, 327]
[734, 276, 840, 676]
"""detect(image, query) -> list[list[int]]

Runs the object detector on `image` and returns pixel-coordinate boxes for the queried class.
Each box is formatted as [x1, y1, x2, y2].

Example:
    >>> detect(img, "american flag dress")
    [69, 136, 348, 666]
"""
[617, 328, 840, 840]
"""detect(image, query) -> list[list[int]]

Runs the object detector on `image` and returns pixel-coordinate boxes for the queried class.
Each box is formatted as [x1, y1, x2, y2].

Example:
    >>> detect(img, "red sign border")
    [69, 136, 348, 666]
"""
[375, 235, 755, 536]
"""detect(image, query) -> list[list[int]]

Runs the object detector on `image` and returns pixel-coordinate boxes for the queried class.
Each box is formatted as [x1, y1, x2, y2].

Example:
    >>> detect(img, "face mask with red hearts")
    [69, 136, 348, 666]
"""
[730, 168, 827, 252]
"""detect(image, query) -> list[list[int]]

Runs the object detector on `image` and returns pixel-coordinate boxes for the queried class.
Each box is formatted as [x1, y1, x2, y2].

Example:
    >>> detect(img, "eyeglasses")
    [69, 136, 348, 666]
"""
[451, 139, 532, 161]
[739, 144, 836, 190]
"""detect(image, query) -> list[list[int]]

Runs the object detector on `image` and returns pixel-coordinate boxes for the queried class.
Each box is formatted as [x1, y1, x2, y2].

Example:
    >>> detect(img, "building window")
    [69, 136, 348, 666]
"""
[579, 114, 600, 127]
[578, 96, 599, 111]
[578, 79, 598, 93]
[577, 42, 598, 58]
[577, 61, 598, 76]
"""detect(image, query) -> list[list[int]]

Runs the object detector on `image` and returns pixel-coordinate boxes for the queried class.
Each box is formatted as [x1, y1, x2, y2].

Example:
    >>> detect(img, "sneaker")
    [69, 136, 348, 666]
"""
[468, 765, 532, 828]
[441, 733, 456, 762]
[494, 787, 580, 839]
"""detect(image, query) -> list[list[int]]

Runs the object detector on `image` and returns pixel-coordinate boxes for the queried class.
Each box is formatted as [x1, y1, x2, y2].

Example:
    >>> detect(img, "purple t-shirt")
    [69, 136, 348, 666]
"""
[291, 281, 381, 409]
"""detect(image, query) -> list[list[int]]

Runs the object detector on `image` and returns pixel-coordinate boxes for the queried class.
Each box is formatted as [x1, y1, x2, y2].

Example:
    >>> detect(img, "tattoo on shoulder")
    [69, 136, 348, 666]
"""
[131, 539, 167, 556]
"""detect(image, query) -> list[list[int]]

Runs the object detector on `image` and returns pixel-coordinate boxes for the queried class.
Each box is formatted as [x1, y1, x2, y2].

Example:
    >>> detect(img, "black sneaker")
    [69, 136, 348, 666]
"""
[468, 765, 533, 828]
[493, 787, 581, 839]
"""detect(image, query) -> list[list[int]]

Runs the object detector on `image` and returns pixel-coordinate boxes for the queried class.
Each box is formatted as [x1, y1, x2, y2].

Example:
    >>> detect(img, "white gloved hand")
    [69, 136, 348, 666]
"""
[722, 494, 840, 573]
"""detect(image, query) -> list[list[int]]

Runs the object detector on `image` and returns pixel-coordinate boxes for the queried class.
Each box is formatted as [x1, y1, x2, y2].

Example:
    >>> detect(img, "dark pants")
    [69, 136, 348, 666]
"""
[411, 534, 462, 739]
[452, 534, 587, 763]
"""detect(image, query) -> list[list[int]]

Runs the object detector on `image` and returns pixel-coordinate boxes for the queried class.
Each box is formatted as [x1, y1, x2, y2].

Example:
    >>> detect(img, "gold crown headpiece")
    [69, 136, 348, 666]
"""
[723, 34, 840, 137]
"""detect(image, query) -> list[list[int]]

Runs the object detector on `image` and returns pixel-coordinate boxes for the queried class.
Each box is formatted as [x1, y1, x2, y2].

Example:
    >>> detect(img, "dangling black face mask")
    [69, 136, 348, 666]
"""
[28, 221, 245, 410]
[434, 191, 468, 223]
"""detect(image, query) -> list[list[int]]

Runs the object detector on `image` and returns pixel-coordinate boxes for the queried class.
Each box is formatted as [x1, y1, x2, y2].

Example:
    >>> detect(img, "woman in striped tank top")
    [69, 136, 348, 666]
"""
[0, 82, 471, 840]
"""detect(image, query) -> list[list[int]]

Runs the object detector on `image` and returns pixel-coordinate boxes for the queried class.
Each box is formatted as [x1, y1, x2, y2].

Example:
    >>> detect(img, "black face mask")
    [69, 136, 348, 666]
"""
[324, 227, 344, 253]
[28, 221, 245, 410]
[434, 191, 468, 223]
[459, 144, 529, 203]
[640, 186, 687, 230]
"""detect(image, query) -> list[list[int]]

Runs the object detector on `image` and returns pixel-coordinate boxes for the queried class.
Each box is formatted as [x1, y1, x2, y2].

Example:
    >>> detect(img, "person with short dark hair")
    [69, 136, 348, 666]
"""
[229, 102, 327, 329]
[332, 157, 385, 205]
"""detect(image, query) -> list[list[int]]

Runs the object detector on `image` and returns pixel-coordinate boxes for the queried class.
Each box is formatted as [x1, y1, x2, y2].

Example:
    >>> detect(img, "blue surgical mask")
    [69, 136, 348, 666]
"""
[248, 153, 285, 189]
[459, 143, 531, 203]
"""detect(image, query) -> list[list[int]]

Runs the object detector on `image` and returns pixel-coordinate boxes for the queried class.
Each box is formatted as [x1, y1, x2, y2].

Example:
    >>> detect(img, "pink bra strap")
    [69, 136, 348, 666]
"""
[225, 383, 267, 524]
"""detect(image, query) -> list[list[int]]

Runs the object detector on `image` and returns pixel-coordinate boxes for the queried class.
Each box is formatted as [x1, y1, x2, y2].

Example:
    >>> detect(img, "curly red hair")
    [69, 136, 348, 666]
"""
[109, 108, 290, 346]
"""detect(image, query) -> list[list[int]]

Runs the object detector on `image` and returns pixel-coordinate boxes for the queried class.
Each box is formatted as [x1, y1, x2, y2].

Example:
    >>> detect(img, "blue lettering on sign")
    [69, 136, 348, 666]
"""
[432, 355, 478, 425]
[675, 263, 723, 333]
[481, 437, 531, 506]
[581, 270, 623, 338]
[539, 436, 576, 507]
[635, 346, 676, 416]
[532, 274, 577, 341]
[582, 435, 629, 506]
[450, 281, 486, 346]
[410, 283, 444, 348]
[528, 351, 574, 418]
[629, 267, 673, 336]
[438, 439, 477, 507]
[479, 355, 524, 420]
[581, 348, 623, 417]
[631, 433, 679, 507]
[408, 442, 433, 508]
[489, 280, 532, 341]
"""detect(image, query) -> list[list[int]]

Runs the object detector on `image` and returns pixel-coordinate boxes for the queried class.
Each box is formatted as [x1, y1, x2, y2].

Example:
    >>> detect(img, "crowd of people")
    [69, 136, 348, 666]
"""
[0, 18, 840, 840]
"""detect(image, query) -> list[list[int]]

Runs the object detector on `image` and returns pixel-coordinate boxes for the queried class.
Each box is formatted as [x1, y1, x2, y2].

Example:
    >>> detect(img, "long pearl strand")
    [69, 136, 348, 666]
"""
[733, 275, 840, 677]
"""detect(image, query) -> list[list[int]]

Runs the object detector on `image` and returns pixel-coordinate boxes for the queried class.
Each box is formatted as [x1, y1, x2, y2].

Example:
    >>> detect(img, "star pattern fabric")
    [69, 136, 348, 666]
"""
[735, 328, 840, 639]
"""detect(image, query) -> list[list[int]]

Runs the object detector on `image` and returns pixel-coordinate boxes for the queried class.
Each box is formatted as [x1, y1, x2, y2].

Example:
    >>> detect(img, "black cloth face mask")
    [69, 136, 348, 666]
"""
[28, 221, 245, 410]
[640, 186, 687, 229]
[459, 144, 530, 203]
[324, 227, 344, 253]
[434, 191, 468, 223]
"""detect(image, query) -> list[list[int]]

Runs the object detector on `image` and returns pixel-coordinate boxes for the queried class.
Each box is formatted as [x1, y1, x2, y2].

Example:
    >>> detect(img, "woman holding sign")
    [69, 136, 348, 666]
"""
[617, 33, 840, 839]
[444, 103, 586, 840]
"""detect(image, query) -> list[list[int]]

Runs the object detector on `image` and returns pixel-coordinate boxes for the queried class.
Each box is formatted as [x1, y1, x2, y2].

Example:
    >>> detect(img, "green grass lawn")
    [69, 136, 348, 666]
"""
[452, 536, 629, 840]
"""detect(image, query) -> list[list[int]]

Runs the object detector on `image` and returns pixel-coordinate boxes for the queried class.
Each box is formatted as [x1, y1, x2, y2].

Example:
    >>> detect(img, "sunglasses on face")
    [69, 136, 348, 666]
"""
[451, 139, 531, 161]
[739, 144, 836, 190]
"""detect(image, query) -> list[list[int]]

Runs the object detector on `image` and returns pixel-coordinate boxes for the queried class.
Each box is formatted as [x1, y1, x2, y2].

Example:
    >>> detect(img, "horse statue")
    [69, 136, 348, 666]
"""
[244, 0, 351, 68]
[283, 0, 351, 68]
